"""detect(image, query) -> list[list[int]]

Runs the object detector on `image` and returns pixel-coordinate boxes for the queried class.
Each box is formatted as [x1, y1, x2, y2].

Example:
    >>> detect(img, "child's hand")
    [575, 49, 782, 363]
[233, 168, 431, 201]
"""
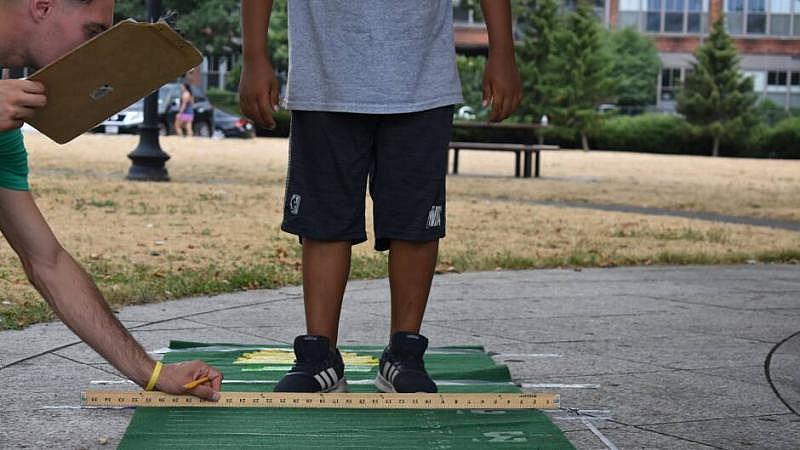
[482, 55, 522, 123]
[239, 55, 280, 130]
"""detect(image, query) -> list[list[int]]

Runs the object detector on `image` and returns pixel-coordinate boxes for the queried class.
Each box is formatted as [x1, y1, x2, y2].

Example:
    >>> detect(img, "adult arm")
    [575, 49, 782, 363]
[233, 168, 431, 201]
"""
[0, 189, 222, 400]
[479, 0, 522, 122]
[0, 80, 47, 131]
[239, 0, 279, 129]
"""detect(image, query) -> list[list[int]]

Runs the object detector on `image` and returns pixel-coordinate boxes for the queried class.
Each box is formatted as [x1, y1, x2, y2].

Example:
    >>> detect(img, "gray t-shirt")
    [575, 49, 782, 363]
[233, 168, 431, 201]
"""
[284, 0, 464, 114]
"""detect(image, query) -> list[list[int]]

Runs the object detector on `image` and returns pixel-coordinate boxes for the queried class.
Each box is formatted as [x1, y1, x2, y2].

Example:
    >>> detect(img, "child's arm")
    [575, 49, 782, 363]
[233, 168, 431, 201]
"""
[240, 0, 279, 130]
[479, 0, 522, 122]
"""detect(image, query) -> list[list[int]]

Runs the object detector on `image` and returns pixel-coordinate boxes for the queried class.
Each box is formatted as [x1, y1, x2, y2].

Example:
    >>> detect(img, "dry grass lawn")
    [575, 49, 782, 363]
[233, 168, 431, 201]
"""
[0, 132, 797, 329]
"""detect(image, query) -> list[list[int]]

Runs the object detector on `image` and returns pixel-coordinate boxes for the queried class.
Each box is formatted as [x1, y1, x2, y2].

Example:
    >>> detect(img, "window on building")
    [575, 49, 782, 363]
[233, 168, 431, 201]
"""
[661, 68, 682, 101]
[727, 0, 800, 35]
[768, 71, 788, 86]
[623, 0, 707, 32]
[620, 0, 642, 28]
[791, 72, 800, 86]
[665, 0, 685, 31]
[795, 0, 800, 34]
[595, 0, 608, 21]
[646, 0, 662, 31]
[746, 0, 767, 34]
[687, 0, 704, 31]
[770, 0, 792, 35]
[727, 0, 745, 34]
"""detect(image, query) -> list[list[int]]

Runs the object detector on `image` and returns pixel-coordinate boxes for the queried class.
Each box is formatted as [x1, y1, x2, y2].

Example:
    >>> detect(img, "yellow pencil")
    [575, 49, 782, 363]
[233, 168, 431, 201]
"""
[183, 376, 210, 390]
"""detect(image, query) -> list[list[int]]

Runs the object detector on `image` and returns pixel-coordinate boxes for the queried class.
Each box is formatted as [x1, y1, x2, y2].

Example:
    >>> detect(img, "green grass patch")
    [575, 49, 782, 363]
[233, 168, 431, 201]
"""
[611, 227, 729, 244]
[73, 198, 118, 211]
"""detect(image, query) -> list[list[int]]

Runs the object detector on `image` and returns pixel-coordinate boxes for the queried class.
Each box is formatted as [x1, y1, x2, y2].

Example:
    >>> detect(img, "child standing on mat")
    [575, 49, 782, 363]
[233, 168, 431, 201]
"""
[239, 0, 521, 393]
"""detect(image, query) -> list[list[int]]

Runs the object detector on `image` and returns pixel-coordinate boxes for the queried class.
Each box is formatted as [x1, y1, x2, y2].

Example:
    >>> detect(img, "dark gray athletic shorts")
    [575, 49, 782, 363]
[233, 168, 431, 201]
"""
[281, 105, 454, 251]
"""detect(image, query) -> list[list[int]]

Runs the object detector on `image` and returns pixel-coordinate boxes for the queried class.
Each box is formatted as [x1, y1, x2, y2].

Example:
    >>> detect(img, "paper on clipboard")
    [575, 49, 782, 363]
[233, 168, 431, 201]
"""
[26, 19, 202, 144]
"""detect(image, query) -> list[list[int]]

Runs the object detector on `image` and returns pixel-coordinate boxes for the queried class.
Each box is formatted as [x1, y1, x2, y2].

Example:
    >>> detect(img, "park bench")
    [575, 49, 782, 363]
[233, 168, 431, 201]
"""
[448, 141, 560, 178]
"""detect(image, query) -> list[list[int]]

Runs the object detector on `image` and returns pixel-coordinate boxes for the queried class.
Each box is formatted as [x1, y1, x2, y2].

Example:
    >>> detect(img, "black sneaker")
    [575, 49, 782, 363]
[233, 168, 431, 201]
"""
[375, 332, 437, 393]
[274, 335, 348, 393]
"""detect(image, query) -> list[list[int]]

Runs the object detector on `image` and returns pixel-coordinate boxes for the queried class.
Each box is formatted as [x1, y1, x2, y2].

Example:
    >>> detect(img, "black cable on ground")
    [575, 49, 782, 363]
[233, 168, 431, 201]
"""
[764, 329, 800, 416]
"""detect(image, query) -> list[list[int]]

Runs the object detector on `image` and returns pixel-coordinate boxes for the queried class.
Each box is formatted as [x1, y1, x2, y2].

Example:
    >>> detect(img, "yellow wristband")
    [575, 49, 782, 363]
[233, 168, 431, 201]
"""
[145, 361, 163, 391]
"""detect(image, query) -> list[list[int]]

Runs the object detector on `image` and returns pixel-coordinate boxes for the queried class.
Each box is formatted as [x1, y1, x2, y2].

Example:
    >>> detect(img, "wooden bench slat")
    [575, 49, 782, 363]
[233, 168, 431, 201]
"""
[448, 141, 559, 178]
[449, 142, 559, 151]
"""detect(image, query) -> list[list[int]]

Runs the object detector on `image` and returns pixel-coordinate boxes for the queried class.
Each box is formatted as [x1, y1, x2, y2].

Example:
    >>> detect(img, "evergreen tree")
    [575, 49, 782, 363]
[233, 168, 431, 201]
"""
[546, 3, 615, 151]
[515, 0, 560, 123]
[608, 27, 661, 109]
[677, 17, 757, 157]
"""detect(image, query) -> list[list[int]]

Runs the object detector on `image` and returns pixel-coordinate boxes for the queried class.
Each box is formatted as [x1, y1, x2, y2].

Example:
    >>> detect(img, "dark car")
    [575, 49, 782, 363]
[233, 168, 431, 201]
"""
[213, 109, 255, 139]
[95, 83, 215, 137]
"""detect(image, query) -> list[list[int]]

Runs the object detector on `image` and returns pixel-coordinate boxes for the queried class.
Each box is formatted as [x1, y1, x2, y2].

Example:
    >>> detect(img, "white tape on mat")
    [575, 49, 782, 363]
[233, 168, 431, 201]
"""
[548, 409, 614, 421]
[492, 353, 563, 359]
[581, 417, 620, 450]
[521, 383, 600, 389]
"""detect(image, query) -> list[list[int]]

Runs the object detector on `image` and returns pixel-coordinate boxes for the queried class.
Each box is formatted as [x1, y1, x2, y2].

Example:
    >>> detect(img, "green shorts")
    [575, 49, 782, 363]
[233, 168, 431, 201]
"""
[0, 129, 30, 191]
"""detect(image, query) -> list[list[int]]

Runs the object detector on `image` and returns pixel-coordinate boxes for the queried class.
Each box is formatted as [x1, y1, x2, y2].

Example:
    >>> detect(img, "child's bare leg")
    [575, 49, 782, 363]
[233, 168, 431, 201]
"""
[388, 239, 437, 334]
[302, 238, 351, 349]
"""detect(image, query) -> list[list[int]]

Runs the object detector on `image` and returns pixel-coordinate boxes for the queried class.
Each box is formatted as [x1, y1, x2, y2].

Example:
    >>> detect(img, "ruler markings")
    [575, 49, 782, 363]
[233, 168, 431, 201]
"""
[82, 391, 559, 410]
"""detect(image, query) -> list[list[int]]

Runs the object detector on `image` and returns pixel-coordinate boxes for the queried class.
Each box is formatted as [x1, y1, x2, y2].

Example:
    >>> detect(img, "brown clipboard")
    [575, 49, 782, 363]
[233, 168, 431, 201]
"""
[26, 19, 202, 144]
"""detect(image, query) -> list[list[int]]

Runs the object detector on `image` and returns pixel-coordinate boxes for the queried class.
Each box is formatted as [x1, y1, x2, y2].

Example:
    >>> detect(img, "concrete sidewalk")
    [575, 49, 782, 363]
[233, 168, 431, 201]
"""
[1, 264, 799, 449]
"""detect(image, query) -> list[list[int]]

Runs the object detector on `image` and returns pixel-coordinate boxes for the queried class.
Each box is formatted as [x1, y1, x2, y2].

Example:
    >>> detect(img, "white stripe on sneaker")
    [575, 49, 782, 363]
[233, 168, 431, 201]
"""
[319, 370, 332, 388]
[314, 374, 327, 389]
[326, 368, 338, 384]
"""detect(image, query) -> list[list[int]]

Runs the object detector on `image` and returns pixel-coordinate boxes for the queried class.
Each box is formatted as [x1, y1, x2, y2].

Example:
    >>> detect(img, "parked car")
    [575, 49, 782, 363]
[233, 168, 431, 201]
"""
[213, 109, 255, 139]
[597, 103, 620, 114]
[94, 83, 215, 137]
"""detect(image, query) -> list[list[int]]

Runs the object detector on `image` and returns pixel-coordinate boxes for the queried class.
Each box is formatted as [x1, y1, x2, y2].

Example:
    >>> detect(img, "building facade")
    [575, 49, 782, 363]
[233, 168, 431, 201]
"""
[453, 0, 800, 111]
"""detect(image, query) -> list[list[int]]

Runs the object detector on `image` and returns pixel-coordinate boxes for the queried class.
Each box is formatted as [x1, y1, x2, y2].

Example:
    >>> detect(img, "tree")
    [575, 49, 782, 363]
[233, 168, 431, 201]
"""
[608, 27, 661, 109]
[546, 3, 615, 151]
[677, 17, 757, 157]
[456, 54, 487, 118]
[114, 0, 289, 91]
[515, 0, 560, 123]
[113, 0, 241, 56]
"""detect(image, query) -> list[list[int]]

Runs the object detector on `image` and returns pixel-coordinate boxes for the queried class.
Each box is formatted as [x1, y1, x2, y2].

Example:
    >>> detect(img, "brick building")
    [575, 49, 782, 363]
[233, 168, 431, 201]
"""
[454, 0, 800, 111]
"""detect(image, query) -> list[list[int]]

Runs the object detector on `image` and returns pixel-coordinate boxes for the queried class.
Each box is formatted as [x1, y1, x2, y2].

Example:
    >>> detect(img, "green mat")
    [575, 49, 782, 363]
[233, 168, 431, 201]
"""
[118, 341, 574, 449]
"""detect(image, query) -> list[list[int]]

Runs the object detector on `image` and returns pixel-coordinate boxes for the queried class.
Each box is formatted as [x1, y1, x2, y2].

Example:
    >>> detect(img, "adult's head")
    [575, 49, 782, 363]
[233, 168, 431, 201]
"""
[0, 0, 114, 69]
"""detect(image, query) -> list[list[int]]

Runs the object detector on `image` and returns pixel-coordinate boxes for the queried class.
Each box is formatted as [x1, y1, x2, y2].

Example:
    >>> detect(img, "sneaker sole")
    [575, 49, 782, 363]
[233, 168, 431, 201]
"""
[324, 377, 350, 393]
[374, 373, 396, 393]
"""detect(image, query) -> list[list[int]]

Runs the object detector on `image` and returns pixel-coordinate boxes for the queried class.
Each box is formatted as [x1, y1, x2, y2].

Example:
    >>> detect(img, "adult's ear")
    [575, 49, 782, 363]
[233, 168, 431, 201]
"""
[29, 0, 57, 23]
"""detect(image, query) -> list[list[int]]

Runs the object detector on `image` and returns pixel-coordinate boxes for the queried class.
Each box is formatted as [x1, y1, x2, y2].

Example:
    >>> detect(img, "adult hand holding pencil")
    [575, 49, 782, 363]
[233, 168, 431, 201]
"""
[148, 360, 224, 401]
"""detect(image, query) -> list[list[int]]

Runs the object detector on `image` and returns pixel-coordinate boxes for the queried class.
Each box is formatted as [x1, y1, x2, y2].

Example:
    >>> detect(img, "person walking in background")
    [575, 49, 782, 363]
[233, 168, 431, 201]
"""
[174, 83, 195, 137]
[239, 0, 521, 394]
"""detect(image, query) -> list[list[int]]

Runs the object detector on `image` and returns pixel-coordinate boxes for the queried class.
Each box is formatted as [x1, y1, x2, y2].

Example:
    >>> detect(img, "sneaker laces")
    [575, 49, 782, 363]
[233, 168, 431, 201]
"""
[291, 354, 333, 375]
[387, 351, 426, 373]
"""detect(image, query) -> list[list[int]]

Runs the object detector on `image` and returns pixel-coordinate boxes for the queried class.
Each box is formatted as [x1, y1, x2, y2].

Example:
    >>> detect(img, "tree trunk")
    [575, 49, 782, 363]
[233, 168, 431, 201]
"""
[581, 132, 590, 151]
[712, 136, 720, 157]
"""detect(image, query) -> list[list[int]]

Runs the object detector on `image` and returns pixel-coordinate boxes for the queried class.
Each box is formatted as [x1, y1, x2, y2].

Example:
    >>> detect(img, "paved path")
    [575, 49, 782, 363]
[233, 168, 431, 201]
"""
[1, 265, 799, 449]
[466, 194, 800, 232]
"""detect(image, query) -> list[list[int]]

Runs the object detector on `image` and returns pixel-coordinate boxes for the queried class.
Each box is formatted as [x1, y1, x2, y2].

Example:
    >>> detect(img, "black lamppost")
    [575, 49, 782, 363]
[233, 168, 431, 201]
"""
[126, 0, 170, 181]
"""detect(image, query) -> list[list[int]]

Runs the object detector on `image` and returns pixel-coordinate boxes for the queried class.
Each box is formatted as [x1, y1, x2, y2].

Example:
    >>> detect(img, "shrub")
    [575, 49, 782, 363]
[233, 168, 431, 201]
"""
[758, 116, 800, 158]
[592, 114, 707, 155]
